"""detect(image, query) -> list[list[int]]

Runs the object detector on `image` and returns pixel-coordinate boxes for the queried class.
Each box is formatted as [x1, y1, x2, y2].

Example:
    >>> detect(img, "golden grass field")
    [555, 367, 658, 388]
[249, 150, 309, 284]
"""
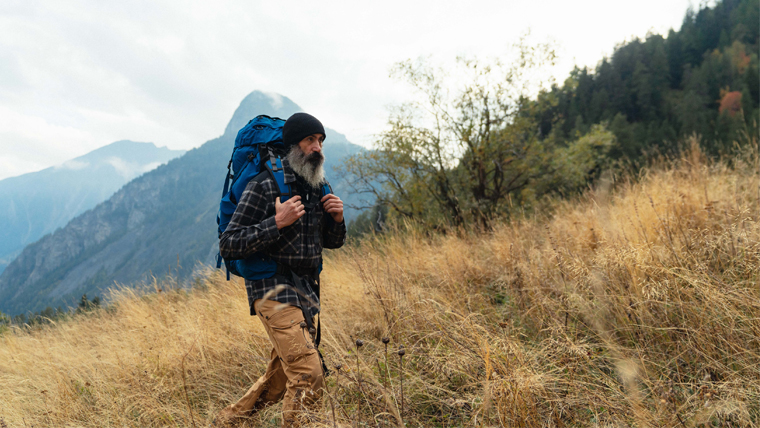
[1, 142, 758, 427]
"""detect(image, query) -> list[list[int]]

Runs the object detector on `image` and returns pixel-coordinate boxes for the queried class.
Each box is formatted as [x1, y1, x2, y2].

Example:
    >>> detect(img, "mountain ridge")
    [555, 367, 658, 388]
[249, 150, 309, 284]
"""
[0, 91, 366, 315]
[0, 141, 185, 276]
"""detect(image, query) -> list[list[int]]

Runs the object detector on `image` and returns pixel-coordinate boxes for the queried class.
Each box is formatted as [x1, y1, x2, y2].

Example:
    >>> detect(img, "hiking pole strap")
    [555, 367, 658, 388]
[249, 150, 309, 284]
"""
[276, 263, 330, 375]
[276, 265, 320, 335]
[313, 274, 329, 376]
[314, 274, 322, 347]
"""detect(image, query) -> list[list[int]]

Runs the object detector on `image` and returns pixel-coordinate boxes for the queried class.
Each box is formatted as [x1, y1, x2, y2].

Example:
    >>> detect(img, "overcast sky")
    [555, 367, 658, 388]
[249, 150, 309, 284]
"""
[0, 0, 698, 180]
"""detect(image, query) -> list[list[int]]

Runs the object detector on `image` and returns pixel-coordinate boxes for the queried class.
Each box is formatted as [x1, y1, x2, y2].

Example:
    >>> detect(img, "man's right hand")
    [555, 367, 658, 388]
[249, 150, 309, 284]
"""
[275, 196, 304, 229]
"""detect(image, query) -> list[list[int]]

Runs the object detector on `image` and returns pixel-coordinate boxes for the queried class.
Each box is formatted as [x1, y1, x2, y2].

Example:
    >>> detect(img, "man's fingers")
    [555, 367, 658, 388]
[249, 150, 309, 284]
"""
[284, 196, 302, 209]
[277, 196, 300, 207]
[321, 194, 339, 203]
[275, 198, 282, 209]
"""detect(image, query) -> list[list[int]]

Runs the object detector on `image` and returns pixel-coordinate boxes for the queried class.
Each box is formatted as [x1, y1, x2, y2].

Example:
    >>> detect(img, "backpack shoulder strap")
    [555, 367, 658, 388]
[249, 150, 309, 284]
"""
[260, 147, 292, 203]
[319, 181, 333, 198]
[249, 169, 271, 188]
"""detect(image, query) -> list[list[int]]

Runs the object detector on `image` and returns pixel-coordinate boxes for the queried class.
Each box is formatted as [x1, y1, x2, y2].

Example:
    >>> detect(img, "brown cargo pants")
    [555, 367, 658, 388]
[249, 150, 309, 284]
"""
[219, 298, 325, 427]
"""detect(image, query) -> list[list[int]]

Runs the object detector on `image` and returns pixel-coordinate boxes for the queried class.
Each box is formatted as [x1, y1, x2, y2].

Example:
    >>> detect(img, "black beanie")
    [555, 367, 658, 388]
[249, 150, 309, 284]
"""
[282, 112, 326, 148]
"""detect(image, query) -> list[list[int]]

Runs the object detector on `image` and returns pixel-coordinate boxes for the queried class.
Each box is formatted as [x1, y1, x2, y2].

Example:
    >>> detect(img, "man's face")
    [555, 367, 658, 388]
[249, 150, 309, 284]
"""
[298, 133, 325, 166]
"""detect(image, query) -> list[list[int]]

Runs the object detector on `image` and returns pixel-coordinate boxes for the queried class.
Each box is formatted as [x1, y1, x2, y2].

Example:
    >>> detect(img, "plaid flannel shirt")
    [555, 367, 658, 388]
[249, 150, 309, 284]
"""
[219, 159, 346, 317]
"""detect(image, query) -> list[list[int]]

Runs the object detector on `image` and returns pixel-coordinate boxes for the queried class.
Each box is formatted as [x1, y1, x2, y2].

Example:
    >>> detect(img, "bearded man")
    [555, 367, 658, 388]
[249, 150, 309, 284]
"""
[217, 112, 346, 426]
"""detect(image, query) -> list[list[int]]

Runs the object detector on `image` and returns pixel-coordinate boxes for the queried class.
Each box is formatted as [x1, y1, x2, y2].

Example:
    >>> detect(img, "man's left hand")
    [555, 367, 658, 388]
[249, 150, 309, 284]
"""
[321, 194, 344, 223]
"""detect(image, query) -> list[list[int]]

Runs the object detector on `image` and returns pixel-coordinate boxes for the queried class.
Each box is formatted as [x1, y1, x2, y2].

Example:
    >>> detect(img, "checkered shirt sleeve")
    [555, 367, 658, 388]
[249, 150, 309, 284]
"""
[219, 179, 280, 260]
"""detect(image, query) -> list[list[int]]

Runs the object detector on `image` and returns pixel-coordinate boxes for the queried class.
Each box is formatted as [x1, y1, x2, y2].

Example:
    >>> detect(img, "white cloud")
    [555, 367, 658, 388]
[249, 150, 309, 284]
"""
[58, 160, 89, 170]
[106, 157, 133, 179]
[106, 157, 163, 180]
[0, 106, 97, 179]
[0, 0, 695, 180]
[140, 161, 162, 174]
[265, 92, 284, 110]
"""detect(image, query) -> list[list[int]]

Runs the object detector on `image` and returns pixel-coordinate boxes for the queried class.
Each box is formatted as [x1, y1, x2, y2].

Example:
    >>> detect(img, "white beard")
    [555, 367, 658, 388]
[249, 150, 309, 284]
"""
[286, 146, 326, 188]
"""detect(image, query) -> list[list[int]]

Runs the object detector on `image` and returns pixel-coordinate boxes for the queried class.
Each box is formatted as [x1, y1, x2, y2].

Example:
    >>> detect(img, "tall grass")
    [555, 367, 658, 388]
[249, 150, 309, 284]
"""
[1, 141, 758, 427]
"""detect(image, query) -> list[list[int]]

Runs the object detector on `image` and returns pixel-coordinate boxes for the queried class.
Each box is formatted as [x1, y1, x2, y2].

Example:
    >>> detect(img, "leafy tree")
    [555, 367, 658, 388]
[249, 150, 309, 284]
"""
[343, 39, 614, 229]
[355, 37, 559, 228]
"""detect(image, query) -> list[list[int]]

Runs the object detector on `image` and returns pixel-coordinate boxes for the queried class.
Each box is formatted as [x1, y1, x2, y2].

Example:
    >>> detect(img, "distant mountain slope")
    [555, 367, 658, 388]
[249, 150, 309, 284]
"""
[0, 141, 184, 275]
[0, 91, 366, 315]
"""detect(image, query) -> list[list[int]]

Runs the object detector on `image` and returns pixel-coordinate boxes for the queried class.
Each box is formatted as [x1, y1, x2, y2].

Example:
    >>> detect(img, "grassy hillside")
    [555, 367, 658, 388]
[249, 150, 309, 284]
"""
[0, 140, 757, 427]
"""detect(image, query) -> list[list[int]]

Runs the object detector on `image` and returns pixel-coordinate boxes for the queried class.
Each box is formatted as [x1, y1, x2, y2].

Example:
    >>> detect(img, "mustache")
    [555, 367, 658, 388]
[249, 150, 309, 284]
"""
[306, 151, 324, 165]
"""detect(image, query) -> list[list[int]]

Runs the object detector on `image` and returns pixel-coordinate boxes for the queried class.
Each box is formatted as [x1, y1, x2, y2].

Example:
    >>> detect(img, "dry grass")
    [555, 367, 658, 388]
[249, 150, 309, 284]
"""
[1, 141, 758, 427]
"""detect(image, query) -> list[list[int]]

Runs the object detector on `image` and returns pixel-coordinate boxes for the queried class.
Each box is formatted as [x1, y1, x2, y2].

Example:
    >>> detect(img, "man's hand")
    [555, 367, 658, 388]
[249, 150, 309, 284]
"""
[321, 194, 344, 223]
[275, 196, 304, 229]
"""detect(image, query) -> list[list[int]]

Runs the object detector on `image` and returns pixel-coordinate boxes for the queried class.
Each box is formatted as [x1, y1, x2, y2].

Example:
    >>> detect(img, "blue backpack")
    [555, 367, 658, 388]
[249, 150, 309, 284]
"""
[216, 115, 332, 280]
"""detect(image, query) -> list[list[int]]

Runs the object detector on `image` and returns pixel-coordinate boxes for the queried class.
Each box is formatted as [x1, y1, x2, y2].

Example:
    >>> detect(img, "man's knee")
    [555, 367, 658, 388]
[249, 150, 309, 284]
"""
[292, 351, 324, 395]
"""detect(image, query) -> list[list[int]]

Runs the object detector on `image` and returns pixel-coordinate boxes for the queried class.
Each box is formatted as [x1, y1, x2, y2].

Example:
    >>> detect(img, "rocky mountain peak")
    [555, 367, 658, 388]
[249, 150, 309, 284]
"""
[223, 91, 302, 138]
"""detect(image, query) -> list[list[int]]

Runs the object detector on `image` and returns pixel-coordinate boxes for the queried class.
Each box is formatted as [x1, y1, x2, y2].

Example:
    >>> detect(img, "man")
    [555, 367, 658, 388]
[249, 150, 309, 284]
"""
[217, 112, 346, 426]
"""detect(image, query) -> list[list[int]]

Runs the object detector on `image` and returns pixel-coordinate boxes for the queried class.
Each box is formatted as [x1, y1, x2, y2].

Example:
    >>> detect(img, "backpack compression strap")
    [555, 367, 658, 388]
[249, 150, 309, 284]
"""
[264, 148, 292, 203]
[222, 156, 234, 197]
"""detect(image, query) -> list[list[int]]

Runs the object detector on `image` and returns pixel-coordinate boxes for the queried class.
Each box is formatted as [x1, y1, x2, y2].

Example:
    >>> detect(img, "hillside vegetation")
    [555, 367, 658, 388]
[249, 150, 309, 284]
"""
[345, 0, 758, 233]
[528, 0, 758, 158]
[0, 141, 757, 427]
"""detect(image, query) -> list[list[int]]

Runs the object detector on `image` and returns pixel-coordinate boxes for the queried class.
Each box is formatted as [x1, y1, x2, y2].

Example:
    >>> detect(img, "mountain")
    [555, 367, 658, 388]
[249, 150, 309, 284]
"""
[0, 141, 185, 275]
[0, 91, 366, 315]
